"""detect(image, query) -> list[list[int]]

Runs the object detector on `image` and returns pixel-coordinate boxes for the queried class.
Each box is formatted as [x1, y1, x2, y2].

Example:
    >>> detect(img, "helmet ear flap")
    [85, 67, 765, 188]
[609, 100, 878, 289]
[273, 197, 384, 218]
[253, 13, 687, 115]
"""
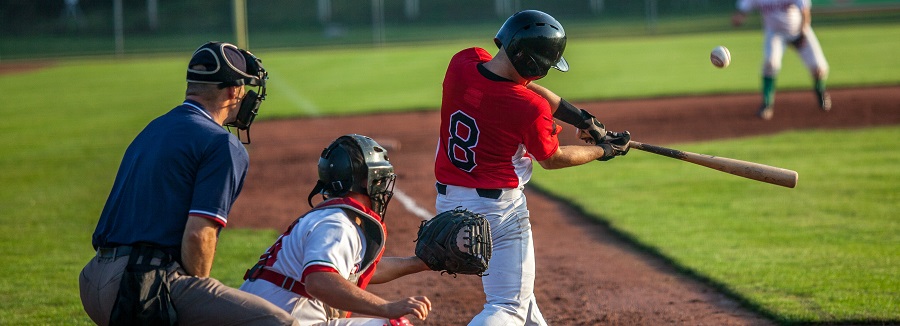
[315, 138, 358, 198]
[509, 50, 545, 80]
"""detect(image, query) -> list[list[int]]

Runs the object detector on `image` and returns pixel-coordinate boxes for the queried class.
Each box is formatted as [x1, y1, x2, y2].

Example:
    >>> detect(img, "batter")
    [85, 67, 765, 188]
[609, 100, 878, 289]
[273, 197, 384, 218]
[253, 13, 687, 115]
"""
[434, 10, 630, 326]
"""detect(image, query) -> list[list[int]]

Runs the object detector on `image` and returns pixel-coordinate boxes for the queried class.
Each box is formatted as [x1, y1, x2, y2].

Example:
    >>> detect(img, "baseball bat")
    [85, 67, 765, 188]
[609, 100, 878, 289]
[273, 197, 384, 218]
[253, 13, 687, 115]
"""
[628, 141, 798, 188]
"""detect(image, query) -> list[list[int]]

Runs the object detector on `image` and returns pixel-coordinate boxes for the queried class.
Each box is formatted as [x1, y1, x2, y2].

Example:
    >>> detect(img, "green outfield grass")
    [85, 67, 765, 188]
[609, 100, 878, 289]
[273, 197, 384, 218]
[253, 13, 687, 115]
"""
[0, 23, 898, 324]
[531, 127, 900, 323]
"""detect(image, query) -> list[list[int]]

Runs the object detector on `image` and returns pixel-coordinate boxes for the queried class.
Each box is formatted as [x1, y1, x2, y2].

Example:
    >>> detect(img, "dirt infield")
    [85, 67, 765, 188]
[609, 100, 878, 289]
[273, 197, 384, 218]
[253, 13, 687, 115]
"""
[230, 86, 899, 325]
[0, 61, 54, 75]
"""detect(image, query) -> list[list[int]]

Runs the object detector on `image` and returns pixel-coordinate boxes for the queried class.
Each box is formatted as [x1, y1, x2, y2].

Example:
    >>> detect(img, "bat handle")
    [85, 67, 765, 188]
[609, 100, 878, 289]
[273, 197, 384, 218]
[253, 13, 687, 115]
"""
[628, 141, 684, 159]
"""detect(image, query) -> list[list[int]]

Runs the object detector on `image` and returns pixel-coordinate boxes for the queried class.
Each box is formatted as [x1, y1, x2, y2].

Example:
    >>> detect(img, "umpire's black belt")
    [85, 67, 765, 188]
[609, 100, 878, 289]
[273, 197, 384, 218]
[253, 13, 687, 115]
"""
[97, 246, 132, 259]
[436, 182, 502, 200]
[96, 245, 175, 265]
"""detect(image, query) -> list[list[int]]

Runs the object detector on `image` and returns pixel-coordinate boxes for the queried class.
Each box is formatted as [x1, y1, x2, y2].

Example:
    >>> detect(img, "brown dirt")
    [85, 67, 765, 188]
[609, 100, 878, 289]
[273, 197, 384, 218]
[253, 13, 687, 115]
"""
[230, 86, 900, 325]
[0, 61, 54, 75]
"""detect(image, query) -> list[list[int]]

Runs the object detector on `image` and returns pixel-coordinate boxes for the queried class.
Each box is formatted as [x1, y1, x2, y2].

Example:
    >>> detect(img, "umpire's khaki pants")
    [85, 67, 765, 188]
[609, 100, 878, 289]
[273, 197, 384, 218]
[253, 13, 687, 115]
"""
[79, 253, 299, 326]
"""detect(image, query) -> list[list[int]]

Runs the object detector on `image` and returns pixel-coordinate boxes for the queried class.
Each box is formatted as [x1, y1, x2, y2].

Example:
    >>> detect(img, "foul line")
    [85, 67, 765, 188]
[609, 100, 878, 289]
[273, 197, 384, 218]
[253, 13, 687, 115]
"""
[392, 188, 433, 221]
[267, 78, 320, 115]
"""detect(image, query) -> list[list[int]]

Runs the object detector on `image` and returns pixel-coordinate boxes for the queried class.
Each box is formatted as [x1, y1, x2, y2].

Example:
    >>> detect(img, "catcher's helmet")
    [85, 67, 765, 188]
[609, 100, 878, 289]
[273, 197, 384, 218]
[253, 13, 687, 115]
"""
[494, 10, 568, 80]
[308, 134, 396, 217]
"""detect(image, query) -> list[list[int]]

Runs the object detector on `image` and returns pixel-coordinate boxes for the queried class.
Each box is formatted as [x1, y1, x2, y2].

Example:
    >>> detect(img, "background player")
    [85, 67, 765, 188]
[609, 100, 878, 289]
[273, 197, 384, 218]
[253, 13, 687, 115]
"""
[80, 41, 298, 325]
[732, 0, 831, 120]
[240, 134, 432, 325]
[434, 10, 630, 326]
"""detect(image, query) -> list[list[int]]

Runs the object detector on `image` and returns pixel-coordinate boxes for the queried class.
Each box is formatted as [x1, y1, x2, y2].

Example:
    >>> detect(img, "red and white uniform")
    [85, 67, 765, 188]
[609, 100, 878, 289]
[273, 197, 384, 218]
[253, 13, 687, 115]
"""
[239, 197, 387, 325]
[434, 47, 555, 326]
[435, 47, 560, 190]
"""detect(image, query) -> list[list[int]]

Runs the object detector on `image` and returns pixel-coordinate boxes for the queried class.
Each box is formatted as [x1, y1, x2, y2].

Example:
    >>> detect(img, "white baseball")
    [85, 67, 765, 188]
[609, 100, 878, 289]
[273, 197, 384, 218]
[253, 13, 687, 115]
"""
[710, 46, 731, 68]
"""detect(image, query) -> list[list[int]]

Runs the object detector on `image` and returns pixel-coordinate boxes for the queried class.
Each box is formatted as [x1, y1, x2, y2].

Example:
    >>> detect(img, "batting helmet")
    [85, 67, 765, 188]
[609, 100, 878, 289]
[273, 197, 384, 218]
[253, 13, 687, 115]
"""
[494, 10, 568, 80]
[308, 134, 397, 217]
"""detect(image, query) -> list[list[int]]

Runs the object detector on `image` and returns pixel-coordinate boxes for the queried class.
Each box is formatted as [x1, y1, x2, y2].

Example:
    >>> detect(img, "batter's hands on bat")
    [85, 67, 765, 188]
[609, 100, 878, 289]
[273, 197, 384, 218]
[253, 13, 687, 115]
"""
[597, 131, 631, 161]
[385, 296, 431, 321]
[576, 111, 607, 145]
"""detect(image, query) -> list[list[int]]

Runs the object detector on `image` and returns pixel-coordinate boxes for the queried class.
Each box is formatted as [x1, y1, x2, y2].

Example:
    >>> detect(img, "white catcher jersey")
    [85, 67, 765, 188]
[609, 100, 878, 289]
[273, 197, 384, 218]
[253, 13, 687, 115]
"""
[737, 0, 810, 35]
[240, 207, 366, 323]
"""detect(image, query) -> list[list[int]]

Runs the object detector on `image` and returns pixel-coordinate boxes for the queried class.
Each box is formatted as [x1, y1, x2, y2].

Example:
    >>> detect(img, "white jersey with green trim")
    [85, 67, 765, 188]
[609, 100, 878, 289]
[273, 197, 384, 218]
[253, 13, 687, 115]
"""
[737, 0, 809, 35]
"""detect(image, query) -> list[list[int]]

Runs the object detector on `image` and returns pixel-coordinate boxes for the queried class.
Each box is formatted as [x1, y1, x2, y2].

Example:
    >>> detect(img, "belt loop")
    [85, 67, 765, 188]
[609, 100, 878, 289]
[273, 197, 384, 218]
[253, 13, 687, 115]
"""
[286, 279, 296, 292]
[281, 276, 298, 292]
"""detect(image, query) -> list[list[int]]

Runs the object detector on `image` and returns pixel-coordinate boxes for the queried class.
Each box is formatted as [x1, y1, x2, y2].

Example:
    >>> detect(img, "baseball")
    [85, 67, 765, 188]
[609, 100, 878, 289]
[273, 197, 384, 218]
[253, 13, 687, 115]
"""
[710, 46, 731, 68]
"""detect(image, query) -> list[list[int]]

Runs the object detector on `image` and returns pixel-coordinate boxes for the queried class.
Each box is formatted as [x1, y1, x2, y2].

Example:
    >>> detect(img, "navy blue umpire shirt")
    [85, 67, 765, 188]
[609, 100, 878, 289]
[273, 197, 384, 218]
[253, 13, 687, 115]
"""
[92, 100, 249, 254]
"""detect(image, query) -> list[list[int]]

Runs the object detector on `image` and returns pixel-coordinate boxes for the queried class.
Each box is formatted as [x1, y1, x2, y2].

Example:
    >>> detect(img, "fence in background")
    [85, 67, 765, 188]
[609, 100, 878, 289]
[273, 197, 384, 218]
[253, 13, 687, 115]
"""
[2, 0, 899, 60]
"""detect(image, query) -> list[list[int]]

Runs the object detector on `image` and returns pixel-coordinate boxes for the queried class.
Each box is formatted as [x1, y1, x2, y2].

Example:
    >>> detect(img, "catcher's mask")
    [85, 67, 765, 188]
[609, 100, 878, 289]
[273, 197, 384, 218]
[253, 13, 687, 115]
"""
[186, 41, 268, 143]
[307, 134, 397, 217]
[493, 10, 568, 81]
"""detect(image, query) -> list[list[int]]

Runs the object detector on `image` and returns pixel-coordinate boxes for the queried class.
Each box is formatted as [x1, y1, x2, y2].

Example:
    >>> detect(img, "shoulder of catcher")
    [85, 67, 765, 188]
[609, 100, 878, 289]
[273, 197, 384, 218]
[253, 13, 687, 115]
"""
[313, 201, 386, 272]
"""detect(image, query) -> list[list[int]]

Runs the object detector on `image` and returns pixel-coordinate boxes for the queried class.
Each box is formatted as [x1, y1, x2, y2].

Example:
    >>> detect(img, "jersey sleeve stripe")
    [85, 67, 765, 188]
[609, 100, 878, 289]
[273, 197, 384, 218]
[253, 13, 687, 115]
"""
[300, 264, 340, 283]
[188, 211, 227, 227]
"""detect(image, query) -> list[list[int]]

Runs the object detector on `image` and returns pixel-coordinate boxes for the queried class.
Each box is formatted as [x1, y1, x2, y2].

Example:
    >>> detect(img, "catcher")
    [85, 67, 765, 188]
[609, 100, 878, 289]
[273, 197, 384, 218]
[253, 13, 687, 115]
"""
[239, 134, 490, 326]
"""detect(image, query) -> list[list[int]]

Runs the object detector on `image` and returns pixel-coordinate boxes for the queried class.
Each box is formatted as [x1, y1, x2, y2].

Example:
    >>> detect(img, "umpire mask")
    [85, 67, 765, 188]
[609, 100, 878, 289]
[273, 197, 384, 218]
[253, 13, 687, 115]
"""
[187, 42, 268, 143]
[307, 134, 397, 218]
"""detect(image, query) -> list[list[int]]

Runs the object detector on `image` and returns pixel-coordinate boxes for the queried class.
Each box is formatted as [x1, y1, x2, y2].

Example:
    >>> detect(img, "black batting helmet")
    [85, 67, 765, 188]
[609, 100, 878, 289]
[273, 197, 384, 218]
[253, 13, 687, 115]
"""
[308, 134, 396, 217]
[494, 10, 568, 80]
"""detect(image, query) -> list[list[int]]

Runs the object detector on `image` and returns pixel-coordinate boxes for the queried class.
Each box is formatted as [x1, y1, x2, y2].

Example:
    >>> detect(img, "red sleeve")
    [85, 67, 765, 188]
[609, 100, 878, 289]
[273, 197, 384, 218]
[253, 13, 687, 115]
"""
[522, 101, 561, 161]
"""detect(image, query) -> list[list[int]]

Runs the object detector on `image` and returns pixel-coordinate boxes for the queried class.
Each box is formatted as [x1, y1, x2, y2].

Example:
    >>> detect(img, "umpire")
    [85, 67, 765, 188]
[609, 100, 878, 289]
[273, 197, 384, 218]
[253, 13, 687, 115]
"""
[79, 41, 298, 326]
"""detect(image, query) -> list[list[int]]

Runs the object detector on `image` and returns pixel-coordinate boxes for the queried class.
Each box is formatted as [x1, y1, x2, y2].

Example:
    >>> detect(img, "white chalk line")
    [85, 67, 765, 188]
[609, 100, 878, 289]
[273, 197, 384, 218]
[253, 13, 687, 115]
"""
[392, 188, 433, 221]
[267, 77, 320, 115]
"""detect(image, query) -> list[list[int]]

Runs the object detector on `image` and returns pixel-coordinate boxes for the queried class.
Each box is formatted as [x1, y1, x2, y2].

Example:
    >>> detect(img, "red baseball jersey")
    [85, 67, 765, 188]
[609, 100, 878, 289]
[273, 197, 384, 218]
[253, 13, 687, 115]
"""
[435, 47, 560, 189]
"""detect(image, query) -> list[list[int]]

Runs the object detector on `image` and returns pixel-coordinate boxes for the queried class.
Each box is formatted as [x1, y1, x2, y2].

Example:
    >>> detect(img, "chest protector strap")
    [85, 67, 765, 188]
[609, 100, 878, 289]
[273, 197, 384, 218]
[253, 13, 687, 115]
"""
[243, 197, 387, 318]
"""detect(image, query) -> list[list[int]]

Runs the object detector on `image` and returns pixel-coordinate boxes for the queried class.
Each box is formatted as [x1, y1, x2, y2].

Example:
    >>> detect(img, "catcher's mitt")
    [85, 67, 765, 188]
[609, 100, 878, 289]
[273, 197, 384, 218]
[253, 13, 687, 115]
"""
[414, 207, 492, 276]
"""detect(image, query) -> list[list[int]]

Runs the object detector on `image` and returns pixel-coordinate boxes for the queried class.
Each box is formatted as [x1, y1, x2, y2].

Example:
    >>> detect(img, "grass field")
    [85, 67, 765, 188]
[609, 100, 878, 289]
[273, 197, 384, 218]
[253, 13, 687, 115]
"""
[0, 22, 898, 324]
[531, 128, 900, 323]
